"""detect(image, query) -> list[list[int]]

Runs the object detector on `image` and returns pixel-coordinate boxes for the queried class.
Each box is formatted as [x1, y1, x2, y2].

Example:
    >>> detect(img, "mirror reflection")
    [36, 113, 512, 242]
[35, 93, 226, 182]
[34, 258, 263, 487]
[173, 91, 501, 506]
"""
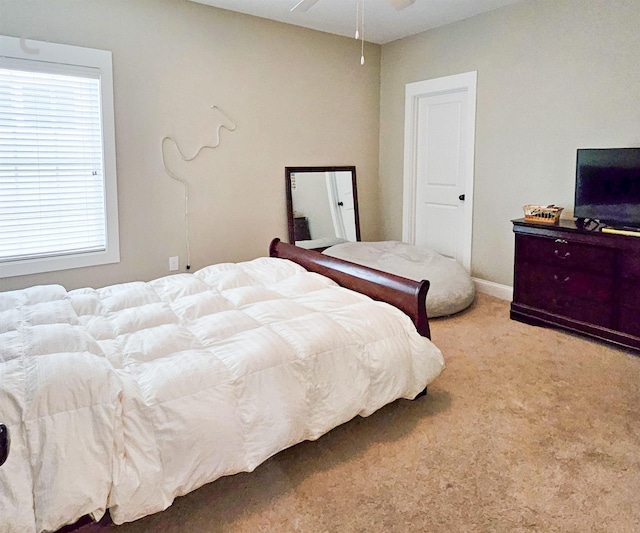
[286, 166, 360, 250]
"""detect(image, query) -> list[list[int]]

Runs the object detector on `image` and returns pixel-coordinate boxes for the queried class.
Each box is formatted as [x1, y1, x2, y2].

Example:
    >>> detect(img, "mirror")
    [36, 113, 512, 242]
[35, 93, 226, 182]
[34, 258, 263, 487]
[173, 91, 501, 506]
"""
[285, 166, 361, 250]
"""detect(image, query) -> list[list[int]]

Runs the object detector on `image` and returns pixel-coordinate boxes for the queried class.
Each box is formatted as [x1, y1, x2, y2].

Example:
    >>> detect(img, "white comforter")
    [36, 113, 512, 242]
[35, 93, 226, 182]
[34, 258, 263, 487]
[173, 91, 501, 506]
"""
[0, 257, 444, 532]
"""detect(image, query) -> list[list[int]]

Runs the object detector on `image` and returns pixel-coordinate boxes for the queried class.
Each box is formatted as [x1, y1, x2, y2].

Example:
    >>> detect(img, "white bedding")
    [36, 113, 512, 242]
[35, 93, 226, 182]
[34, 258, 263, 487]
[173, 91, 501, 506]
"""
[294, 237, 348, 249]
[0, 257, 444, 532]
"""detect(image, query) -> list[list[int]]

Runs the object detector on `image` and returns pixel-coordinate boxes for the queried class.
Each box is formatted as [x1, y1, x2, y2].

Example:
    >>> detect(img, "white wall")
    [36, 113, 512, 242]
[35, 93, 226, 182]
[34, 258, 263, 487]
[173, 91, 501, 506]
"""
[0, 0, 381, 291]
[291, 174, 335, 240]
[380, 0, 640, 286]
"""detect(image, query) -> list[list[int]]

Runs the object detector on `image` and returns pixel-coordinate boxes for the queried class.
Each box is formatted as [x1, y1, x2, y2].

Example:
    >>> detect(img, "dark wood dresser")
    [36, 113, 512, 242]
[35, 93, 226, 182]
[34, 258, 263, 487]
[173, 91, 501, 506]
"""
[511, 218, 640, 352]
[293, 216, 311, 241]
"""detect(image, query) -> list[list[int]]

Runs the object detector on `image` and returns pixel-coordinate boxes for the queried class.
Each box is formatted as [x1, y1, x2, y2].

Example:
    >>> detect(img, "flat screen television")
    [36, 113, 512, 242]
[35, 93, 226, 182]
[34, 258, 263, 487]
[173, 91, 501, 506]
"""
[574, 148, 640, 228]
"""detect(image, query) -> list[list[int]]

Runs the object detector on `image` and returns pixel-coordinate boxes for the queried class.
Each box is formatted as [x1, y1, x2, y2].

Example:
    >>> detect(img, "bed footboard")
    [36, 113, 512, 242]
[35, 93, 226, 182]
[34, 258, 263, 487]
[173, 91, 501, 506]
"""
[269, 238, 431, 338]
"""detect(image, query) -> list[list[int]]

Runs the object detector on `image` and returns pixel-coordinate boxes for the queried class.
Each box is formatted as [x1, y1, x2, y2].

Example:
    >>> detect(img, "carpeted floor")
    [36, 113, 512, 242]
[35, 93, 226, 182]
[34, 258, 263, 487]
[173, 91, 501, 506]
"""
[104, 293, 640, 532]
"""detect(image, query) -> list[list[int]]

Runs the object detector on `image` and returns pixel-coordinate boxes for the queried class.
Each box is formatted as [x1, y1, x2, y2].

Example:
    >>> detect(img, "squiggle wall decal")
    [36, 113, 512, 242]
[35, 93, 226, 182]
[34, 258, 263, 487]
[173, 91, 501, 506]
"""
[161, 105, 237, 270]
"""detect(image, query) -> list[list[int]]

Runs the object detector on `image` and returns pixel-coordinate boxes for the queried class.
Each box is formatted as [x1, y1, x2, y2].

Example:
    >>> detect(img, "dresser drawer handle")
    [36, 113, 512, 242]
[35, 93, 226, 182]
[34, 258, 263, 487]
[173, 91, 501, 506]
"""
[554, 239, 568, 244]
[554, 249, 571, 259]
[553, 274, 571, 283]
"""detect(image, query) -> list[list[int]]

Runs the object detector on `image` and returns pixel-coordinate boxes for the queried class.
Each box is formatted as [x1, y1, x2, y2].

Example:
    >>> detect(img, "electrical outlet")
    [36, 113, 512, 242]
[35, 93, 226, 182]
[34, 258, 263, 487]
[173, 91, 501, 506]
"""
[169, 256, 179, 271]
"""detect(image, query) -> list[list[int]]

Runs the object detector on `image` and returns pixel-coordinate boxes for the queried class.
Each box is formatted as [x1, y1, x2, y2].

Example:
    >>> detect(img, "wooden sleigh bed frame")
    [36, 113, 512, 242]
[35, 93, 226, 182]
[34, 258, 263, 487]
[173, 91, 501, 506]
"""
[0, 238, 433, 532]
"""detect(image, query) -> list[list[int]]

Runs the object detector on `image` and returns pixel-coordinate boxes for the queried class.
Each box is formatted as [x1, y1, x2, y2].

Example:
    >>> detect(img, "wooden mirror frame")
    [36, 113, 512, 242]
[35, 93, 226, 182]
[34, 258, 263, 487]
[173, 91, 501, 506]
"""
[285, 166, 361, 247]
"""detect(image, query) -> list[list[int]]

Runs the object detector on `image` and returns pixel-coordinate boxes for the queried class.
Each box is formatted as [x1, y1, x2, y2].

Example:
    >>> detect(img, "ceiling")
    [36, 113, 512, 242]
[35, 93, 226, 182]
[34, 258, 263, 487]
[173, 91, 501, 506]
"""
[190, 0, 524, 45]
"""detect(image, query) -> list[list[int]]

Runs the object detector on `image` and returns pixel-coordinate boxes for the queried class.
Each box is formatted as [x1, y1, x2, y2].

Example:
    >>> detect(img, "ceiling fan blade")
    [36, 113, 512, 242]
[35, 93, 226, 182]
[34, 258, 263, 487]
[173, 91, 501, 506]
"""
[388, 0, 416, 10]
[290, 0, 321, 12]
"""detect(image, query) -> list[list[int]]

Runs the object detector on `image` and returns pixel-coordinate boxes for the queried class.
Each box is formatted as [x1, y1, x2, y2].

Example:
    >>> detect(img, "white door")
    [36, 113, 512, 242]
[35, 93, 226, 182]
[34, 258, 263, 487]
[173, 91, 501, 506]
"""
[326, 171, 357, 241]
[335, 171, 356, 241]
[403, 72, 477, 271]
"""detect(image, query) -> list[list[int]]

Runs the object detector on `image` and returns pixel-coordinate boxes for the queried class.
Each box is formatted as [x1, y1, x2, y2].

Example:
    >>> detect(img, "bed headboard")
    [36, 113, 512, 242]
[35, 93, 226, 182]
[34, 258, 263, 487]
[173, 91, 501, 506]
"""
[269, 238, 431, 338]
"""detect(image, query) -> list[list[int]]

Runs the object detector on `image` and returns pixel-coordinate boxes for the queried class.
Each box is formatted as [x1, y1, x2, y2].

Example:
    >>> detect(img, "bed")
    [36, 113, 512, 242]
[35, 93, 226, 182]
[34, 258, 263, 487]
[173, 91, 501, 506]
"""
[0, 239, 444, 533]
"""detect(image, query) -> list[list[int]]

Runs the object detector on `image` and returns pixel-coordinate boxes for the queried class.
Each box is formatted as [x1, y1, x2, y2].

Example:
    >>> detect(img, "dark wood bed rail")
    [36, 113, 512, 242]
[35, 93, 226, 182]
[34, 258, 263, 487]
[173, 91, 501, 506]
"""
[269, 239, 431, 338]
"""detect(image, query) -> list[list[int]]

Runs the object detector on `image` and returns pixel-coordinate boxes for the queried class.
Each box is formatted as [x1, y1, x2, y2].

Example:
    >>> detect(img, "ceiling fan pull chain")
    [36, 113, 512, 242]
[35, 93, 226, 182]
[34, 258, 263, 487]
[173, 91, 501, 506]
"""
[360, 0, 365, 65]
[355, 0, 360, 39]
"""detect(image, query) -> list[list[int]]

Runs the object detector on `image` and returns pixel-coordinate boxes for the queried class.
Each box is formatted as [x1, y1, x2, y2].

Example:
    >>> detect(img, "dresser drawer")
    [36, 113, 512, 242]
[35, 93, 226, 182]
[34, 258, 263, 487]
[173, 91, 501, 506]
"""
[515, 263, 614, 327]
[620, 250, 640, 281]
[619, 280, 640, 310]
[515, 263, 614, 302]
[619, 306, 640, 337]
[516, 235, 615, 275]
[515, 288, 614, 328]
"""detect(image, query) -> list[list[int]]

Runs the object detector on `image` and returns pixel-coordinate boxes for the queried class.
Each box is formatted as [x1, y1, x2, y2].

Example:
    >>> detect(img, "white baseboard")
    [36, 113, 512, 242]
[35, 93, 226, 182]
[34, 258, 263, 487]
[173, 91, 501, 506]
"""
[472, 277, 513, 301]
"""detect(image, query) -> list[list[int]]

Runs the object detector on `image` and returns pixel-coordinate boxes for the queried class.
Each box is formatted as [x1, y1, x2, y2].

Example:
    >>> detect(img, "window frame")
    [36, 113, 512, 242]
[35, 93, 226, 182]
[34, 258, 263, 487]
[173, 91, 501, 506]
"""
[0, 35, 119, 279]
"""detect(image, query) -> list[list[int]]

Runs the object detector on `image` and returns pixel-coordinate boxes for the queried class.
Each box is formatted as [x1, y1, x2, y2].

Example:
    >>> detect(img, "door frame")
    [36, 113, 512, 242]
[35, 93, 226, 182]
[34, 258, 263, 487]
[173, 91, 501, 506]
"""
[402, 71, 477, 272]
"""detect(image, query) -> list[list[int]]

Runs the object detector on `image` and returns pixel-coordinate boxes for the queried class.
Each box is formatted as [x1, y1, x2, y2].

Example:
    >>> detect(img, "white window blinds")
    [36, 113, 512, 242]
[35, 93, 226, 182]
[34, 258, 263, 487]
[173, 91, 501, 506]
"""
[0, 65, 106, 263]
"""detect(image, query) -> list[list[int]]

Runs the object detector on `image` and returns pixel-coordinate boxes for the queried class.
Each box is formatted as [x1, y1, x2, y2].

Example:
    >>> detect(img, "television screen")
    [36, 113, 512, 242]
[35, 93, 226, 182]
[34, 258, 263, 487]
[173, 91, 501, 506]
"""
[574, 148, 640, 227]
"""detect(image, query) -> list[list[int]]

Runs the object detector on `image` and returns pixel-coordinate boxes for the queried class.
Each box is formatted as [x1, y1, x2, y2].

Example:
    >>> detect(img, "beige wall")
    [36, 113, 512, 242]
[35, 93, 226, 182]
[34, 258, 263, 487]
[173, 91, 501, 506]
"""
[380, 0, 640, 286]
[5, 0, 639, 292]
[291, 174, 334, 240]
[0, 0, 381, 291]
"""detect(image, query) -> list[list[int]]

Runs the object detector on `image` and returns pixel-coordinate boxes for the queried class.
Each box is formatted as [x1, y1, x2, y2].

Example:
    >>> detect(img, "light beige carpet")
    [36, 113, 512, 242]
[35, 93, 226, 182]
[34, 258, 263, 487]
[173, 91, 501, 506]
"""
[89, 293, 640, 532]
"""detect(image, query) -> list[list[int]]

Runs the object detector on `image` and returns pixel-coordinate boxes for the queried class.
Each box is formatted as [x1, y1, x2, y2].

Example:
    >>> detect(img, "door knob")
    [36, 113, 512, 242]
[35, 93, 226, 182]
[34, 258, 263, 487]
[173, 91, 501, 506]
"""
[458, 194, 465, 201]
[337, 202, 344, 206]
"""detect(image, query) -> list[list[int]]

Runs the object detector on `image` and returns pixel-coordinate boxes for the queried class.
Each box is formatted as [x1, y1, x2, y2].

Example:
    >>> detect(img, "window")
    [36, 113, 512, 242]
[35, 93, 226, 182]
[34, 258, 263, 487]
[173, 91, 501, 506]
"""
[0, 36, 119, 278]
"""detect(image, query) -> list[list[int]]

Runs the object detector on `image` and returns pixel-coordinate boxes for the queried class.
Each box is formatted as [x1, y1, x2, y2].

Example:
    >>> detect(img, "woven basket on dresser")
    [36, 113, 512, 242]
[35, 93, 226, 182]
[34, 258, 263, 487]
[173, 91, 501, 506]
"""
[523, 205, 563, 224]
